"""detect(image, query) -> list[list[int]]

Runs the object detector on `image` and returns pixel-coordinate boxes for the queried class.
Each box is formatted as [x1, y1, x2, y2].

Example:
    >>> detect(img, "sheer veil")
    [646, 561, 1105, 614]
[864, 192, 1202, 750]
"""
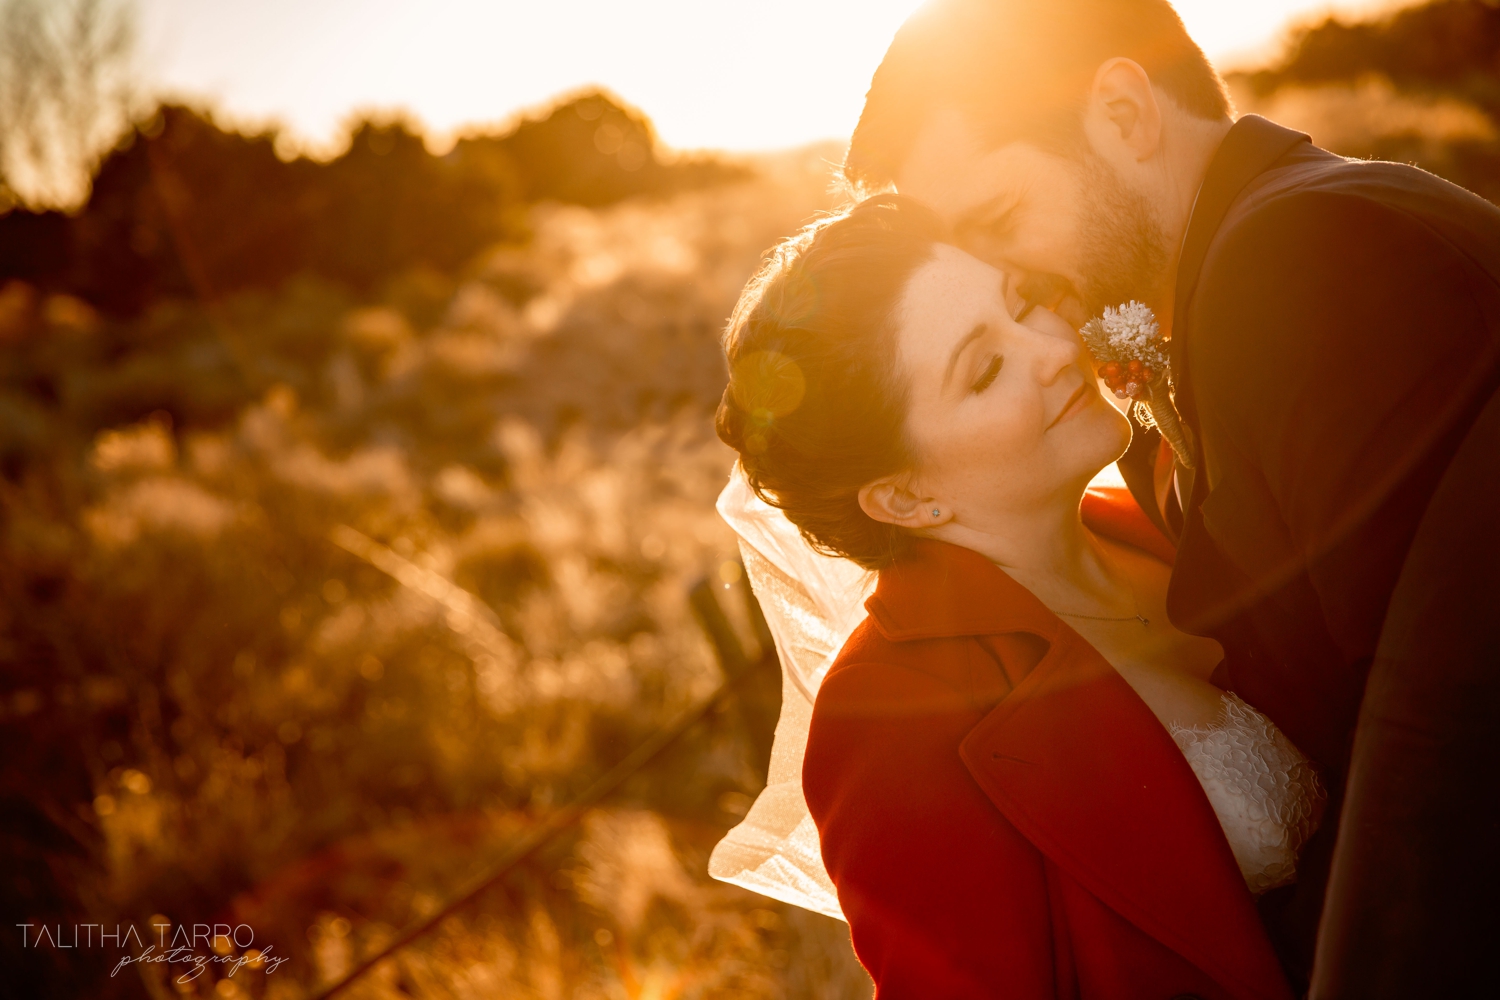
[706, 468, 874, 920]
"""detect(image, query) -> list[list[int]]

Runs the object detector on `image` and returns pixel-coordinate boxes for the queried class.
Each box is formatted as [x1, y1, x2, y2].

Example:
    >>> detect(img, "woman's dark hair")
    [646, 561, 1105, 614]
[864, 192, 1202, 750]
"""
[716, 194, 945, 570]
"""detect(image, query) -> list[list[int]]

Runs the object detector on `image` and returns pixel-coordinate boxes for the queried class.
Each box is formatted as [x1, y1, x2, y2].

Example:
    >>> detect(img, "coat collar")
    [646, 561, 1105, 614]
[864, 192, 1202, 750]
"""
[864, 487, 1175, 643]
[1171, 115, 1310, 427]
[862, 487, 1290, 1000]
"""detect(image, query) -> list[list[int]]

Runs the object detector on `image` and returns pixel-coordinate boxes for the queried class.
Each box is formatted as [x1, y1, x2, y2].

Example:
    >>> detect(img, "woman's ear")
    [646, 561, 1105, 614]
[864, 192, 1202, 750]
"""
[858, 478, 950, 529]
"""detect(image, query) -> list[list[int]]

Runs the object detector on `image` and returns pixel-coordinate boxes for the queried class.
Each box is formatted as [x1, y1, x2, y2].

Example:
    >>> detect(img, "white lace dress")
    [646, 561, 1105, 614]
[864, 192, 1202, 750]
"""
[1170, 692, 1326, 895]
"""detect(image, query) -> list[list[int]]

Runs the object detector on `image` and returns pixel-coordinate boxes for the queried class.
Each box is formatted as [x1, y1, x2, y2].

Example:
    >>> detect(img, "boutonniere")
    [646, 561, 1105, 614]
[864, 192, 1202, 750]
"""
[1081, 301, 1196, 469]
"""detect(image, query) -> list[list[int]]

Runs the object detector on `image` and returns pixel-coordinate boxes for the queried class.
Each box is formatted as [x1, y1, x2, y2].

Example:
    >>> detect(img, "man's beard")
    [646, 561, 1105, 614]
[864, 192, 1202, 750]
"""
[1073, 153, 1172, 319]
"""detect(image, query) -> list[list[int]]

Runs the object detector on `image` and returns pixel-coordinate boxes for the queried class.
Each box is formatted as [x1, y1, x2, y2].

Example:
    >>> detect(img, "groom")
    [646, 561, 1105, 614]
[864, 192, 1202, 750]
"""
[845, 0, 1500, 995]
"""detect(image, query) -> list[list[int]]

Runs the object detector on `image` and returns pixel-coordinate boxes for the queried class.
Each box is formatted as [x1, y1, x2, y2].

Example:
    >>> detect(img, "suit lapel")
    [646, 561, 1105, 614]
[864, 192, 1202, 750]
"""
[1116, 412, 1173, 541]
[1163, 117, 1311, 634]
[1171, 115, 1310, 432]
[958, 630, 1293, 1000]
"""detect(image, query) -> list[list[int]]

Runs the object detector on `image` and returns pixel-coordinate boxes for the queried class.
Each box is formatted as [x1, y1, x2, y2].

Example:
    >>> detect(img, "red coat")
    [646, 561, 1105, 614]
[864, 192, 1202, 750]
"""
[803, 489, 1294, 1000]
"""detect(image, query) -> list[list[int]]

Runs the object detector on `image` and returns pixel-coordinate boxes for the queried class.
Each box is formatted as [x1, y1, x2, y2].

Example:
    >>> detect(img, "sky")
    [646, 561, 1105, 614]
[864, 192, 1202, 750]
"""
[136, 1, 1409, 156]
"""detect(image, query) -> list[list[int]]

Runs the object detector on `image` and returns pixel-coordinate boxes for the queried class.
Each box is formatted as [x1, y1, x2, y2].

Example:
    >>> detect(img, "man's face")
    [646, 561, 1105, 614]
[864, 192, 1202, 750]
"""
[895, 109, 1171, 326]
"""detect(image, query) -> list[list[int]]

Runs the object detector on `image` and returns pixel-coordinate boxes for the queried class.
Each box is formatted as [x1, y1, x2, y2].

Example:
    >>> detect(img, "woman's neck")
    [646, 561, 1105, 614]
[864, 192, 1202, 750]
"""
[931, 483, 1127, 611]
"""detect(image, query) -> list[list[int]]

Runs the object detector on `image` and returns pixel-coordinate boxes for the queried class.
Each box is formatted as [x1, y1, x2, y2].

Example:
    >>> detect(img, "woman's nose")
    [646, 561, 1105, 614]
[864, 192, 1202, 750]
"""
[1036, 338, 1080, 386]
[1016, 313, 1080, 386]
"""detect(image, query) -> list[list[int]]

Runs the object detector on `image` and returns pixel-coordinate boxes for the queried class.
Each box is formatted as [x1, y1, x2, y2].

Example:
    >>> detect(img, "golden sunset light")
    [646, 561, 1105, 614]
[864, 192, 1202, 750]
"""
[5, 1, 1494, 995]
[138, 0, 1407, 154]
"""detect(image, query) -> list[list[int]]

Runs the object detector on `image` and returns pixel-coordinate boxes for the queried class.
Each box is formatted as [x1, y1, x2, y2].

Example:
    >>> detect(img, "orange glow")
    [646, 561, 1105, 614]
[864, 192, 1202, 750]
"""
[138, 0, 1406, 155]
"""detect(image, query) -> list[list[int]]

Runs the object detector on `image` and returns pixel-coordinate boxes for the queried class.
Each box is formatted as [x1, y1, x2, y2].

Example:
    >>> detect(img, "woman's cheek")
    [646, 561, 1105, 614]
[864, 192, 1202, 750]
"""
[972, 396, 1030, 465]
[994, 378, 1046, 447]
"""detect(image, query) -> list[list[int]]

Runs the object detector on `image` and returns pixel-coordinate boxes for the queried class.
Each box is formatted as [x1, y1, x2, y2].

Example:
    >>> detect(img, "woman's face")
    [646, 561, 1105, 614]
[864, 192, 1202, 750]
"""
[889, 243, 1130, 528]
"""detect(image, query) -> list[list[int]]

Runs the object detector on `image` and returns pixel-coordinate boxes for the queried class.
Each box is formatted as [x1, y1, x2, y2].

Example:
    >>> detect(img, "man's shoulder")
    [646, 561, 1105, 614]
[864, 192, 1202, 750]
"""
[1215, 148, 1500, 268]
[1180, 146, 1500, 432]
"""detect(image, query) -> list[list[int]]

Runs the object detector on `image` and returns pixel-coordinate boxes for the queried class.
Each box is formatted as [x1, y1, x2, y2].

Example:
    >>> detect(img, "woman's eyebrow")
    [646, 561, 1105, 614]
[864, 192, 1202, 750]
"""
[943, 323, 988, 390]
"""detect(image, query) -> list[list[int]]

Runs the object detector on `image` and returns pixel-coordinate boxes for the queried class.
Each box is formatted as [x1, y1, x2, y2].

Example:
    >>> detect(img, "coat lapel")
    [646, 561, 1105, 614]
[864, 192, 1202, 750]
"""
[957, 630, 1293, 1000]
[865, 496, 1292, 1000]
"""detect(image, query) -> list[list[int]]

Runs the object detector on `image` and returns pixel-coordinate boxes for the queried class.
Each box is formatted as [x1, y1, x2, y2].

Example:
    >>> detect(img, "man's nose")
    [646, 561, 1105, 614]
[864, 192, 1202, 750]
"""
[1015, 272, 1089, 328]
[1015, 272, 1072, 311]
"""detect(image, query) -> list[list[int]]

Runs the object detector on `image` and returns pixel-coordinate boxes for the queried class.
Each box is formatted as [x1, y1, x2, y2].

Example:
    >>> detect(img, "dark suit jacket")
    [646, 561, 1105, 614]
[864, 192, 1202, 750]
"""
[803, 490, 1293, 1000]
[1310, 383, 1500, 998]
[1124, 114, 1500, 988]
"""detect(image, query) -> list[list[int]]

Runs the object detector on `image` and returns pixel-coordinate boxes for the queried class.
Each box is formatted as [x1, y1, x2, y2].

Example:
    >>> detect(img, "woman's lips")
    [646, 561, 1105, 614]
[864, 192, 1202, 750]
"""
[1047, 383, 1095, 430]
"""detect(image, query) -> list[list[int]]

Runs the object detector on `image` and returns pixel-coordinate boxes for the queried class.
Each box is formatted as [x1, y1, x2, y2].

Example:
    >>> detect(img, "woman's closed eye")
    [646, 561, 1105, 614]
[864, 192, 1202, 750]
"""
[971, 355, 1003, 394]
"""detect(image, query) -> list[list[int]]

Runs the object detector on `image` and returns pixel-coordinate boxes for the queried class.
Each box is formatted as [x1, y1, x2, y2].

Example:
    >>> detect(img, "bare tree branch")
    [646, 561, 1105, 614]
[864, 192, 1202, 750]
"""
[0, 0, 139, 209]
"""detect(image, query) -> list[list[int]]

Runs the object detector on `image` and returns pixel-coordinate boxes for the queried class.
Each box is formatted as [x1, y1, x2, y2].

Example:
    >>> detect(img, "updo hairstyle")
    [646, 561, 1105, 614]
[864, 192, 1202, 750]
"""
[716, 195, 945, 570]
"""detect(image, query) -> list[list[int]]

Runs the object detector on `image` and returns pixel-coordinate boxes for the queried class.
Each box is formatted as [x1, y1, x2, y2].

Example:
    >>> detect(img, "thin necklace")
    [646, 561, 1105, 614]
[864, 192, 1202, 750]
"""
[1045, 550, 1150, 626]
[1051, 607, 1150, 626]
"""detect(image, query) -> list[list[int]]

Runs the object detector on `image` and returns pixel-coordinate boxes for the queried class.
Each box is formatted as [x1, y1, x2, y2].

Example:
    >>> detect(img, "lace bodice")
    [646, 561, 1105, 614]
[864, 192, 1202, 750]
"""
[1171, 692, 1327, 895]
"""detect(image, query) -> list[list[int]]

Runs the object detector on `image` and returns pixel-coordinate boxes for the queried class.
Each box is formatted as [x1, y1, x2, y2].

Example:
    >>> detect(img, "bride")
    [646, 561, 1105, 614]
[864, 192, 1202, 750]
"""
[709, 195, 1322, 998]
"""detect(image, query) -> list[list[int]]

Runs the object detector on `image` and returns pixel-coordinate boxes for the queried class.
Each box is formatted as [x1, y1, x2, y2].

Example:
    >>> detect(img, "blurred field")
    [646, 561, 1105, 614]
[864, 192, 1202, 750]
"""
[1228, 0, 1500, 204]
[7, 2, 1500, 997]
[1, 122, 869, 996]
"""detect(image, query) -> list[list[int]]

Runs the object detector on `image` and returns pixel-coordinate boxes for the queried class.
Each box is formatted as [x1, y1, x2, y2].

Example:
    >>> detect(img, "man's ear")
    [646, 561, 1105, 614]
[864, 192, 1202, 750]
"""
[858, 477, 948, 529]
[1084, 58, 1162, 164]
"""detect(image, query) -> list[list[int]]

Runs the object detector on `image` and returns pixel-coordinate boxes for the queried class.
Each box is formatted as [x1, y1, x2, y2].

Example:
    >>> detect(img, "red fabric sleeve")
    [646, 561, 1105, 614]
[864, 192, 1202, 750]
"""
[803, 651, 1058, 998]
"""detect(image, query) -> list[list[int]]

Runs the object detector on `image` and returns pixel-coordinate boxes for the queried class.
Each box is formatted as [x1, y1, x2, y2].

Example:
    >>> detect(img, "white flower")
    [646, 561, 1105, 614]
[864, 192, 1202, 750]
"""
[1103, 301, 1159, 347]
[1081, 300, 1169, 369]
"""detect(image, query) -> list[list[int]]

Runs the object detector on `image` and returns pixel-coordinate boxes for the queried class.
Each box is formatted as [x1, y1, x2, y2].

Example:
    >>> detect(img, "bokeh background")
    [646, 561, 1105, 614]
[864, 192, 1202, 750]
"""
[4, 1, 1499, 998]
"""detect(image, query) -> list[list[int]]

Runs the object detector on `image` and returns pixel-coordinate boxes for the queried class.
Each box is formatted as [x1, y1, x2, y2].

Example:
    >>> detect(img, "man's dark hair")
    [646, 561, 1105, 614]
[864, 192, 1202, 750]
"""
[846, 0, 1231, 192]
